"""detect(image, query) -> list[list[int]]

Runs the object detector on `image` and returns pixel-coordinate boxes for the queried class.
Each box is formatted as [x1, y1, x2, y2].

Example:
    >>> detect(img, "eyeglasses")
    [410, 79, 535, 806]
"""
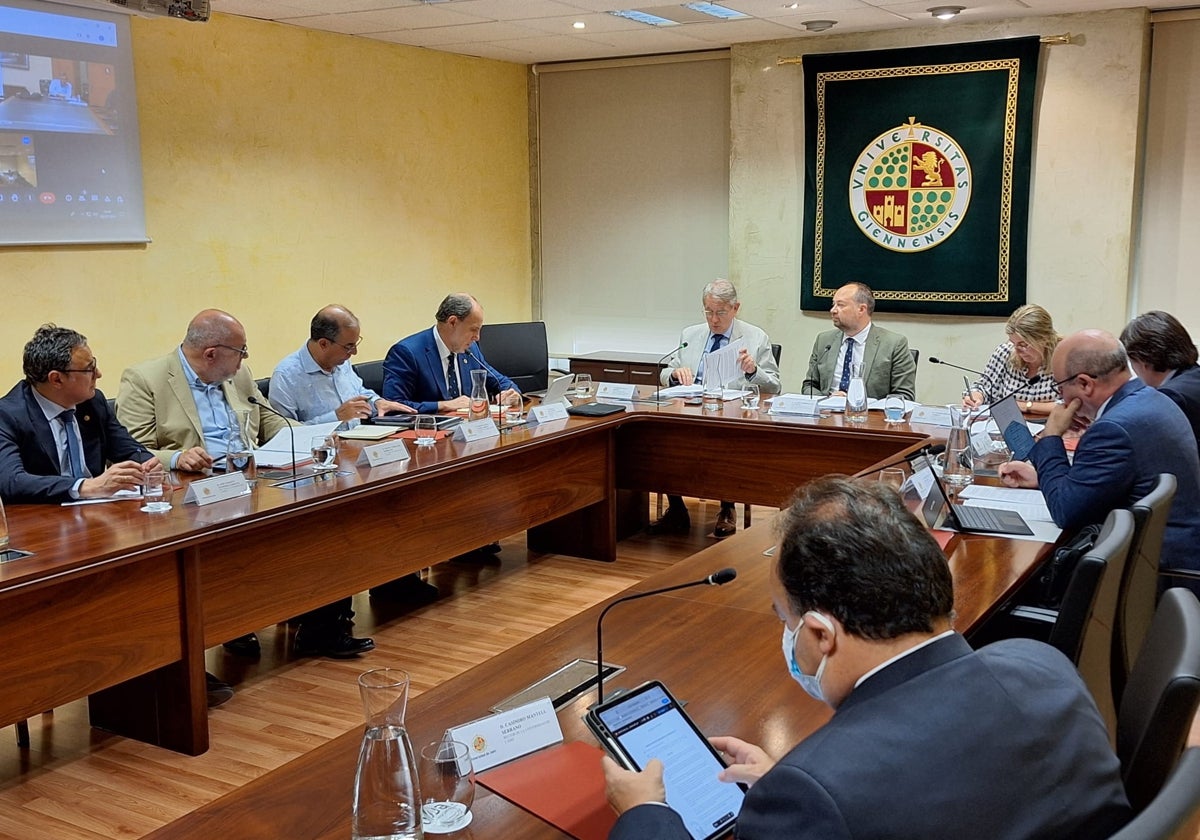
[213, 344, 249, 359]
[336, 336, 362, 353]
[704, 309, 732, 319]
[58, 359, 99, 376]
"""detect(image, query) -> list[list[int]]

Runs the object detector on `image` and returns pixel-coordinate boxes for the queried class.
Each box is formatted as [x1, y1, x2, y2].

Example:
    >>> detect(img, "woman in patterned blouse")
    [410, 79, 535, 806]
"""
[963, 304, 1062, 415]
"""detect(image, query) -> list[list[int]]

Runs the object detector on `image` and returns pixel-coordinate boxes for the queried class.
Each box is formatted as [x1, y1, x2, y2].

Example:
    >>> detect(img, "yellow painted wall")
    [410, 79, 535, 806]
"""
[0, 13, 531, 388]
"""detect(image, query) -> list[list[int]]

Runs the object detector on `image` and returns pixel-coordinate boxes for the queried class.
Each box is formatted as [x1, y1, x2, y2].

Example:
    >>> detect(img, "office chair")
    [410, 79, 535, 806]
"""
[477, 322, 551, 394]
[354, 360, 385, 396]
[1108, 748, 1200, 839]
[910, 348, 920, 366]
[1114, 474, 1176, 711]
[1116, 587, 1200, 813]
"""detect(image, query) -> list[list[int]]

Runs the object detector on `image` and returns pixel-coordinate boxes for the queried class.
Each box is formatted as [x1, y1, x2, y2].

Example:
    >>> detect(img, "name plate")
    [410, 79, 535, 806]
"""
[183, 472, 251, 506]
[446, 697, 563, 772]
[453, 417, 500, 442]
[595, 382, 636, 401]
[769, 396, 821, 416]
[910, 405, 953, 427]
[527, 402, 569, 425]
[356, 438, 410, 467]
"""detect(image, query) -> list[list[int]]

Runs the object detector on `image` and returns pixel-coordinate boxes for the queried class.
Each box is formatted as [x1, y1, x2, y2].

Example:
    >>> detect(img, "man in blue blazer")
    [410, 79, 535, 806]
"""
[603, 478, 1131, 839]
[1121, 310, 1200, 456]
[1000, 329, 1200, 579]
[0, 324, 158, 505]
[383, 293, 518, 414]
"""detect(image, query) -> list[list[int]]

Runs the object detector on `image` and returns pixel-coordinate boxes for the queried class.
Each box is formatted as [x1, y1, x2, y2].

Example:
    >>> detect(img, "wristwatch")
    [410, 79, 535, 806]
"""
[1024, 400, 1033, 412]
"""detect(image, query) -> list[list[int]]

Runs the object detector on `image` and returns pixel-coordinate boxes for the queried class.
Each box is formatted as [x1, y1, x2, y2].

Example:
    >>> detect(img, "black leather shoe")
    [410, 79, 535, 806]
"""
[222, 633, 261, 657]
[480, 542, 502, 554]
[295, 625, 376, 659]
[370, 573, 440, 604]
[714, 506, 737, 538]
[206, 672, 234, 708]
[649, 506, 691, 535]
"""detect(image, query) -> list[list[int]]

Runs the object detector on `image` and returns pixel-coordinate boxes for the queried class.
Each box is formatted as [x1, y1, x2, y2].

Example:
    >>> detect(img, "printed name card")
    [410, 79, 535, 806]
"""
[183, 472, 251, 506]
[446, 697, 563, 772]
[910, 405, 953, 427]
[356, 438, 410, 467]
[595, 382, 636, 401]
[453, 417, 500, 442]
[527, 402, 569, 425]
[769, 396, 821, 416]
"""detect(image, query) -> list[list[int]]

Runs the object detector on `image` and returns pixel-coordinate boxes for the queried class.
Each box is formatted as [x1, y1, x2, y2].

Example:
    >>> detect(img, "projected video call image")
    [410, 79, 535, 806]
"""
[0, 54, 120, 135]
[0, 131, 36, 187]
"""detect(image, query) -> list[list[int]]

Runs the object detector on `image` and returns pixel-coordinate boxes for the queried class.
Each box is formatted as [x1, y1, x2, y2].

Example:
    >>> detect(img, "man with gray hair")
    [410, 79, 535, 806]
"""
[654, 278, 781, 537]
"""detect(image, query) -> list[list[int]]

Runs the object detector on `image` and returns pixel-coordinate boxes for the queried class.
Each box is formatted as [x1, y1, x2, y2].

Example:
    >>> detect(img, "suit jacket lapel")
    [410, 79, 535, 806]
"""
[167, 356, 205, 441]
[22, 383, 62, 471]
[423, 337, 451, 400]
[74, 397, 105, 475]
[861, 330, 882, 388]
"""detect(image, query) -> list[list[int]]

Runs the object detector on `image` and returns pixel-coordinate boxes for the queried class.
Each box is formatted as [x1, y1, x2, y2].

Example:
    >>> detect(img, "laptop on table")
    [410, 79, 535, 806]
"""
[918, 456, 1034, 536]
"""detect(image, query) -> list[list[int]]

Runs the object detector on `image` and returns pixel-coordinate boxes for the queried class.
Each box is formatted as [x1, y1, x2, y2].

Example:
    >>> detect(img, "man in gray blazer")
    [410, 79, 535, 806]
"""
[653, 279, 780, 537]
[802, 282, 916, 400]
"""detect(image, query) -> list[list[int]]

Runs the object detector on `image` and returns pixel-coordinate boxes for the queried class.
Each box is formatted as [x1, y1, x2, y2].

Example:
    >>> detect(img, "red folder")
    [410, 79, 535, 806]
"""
[477, 741, 616, 840]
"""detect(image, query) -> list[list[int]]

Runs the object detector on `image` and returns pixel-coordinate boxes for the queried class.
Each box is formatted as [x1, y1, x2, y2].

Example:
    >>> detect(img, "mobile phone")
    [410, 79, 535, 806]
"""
[586, 681, 743, 840]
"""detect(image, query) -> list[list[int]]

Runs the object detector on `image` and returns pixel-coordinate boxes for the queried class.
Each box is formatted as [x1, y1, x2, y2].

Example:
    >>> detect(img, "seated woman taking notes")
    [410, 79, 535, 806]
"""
[963, 304, 1062, 415]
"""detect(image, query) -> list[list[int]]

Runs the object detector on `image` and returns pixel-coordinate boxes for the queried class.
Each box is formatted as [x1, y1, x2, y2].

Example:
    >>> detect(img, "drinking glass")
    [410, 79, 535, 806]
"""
[702, 368, 723, 412]
[311, 434, 337, 471]
[878, 468, 906, 492]
[883, 394, 906, 424]
[741, 383, 761, 412]
[503, 396, 524, 427]
[413, 415, 438, 447]
[419, 738, 475, 834]
[573, 374, 593, 401]
[140, 469, 172, 513]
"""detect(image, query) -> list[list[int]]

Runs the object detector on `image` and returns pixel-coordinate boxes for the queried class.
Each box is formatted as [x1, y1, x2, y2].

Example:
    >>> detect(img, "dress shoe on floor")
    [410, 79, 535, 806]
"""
[294, 625, 376, 659]
[714, 507, 737, 538]
[370, 573, 440, 604]
[206, 673, 234, 708]
[480, 542, 502, 554]
[222, 633, 261, 657]
[649, 506, 691, 535]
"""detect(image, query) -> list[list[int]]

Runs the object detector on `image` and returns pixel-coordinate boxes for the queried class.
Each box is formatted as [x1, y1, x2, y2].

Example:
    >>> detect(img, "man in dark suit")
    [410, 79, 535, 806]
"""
[603, 477, 1131, 840]
[382, 292, 519, 414]
[0, 324, 158, 505]
[1000, 329, 1200, 580]
[1120, 310, 1200, 454]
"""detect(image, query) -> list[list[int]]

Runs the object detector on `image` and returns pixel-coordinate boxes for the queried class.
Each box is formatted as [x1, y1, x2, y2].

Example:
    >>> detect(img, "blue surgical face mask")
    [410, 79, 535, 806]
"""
[782, 611, 835, 703]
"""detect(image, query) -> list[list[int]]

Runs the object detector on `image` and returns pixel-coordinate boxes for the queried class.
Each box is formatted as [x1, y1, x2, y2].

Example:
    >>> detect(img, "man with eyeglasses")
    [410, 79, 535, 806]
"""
[654, 279, 781, 537]
[998, 329, 1200, 578]
[0, 324, 158, 504]
[269, 304, 412, 423]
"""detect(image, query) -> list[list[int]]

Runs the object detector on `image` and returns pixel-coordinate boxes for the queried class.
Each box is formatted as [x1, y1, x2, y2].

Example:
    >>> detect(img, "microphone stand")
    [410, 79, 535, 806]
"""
[854, 444, 947, 480]
[247, 396, 299, 487]
[641, 341, 688, 406]
[594, 567, 736, 705]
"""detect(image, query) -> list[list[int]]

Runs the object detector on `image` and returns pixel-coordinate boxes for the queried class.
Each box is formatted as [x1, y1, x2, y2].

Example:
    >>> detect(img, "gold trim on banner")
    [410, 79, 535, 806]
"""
[809, 58, 1023, 303]
[776, 34, 1069, 66]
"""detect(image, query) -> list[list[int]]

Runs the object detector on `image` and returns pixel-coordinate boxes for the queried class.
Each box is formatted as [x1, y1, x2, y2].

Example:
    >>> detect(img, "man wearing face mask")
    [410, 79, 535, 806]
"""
[603, 477, 1131, 839]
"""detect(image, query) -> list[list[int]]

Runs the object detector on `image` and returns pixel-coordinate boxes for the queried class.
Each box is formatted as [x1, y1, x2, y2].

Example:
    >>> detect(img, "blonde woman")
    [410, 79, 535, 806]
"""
[963, 304, 1061, 414]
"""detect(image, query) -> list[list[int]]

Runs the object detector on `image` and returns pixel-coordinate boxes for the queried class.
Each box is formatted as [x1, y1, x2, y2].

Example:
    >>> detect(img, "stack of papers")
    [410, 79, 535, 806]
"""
[252, 420, 343, 467]
[957, 485, 1055, 523]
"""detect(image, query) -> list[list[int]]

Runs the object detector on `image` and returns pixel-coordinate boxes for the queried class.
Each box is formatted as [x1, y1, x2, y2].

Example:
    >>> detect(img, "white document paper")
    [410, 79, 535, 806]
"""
[958, 485, 1055, 522]
[702, 337, 747, 387]
[61, 488, 142, 507]
[659, 384, 703, 398]
[253, 420, 341, 467]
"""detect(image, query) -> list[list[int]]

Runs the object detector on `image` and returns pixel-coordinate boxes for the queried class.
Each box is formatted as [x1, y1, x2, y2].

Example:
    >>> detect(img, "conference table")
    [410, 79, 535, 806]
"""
[0, 395, 1047, 762]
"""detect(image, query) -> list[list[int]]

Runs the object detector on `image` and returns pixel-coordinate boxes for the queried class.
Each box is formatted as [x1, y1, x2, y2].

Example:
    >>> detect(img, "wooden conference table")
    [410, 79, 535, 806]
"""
[0, 396, 1043, 760]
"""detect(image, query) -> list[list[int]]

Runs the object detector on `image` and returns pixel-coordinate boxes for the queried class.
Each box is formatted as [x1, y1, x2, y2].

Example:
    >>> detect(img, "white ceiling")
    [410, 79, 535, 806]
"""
[208, 0, 1199, 64]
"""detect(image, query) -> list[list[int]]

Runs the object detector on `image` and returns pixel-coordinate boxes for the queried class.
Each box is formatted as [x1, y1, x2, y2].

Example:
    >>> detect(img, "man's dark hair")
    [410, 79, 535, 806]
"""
[23, 324, 86, 383]
[435, 293, 476, 323]
[775, 476, 954, 639]
[310, 306, 356, 342]
[1120, 311, 1199, 373]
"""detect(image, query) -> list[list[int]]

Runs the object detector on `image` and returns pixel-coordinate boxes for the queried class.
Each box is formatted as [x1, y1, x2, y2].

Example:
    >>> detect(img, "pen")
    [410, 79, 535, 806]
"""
[963, 375, 971, 395]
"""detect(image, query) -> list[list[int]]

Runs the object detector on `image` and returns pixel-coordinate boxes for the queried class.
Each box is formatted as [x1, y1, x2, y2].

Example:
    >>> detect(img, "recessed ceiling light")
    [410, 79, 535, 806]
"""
[802, 19, 836, 31]
[609, 9, 678, 25]
[684, 2, 749, 19]
[928, 5, 964, 20]
[573, 20, 586, 28]
[783, 2, 799, 7]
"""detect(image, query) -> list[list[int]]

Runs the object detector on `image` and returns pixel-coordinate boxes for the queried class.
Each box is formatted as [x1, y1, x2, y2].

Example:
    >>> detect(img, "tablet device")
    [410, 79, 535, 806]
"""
[989, 394, 1036, 460]
[585, 681, 743, 840]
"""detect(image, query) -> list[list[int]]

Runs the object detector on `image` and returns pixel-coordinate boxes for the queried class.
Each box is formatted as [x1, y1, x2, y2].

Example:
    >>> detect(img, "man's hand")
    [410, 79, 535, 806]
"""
[710, 736, 776, 786]
[737, 348, 757, 375]
[998, 460, 1039, 489]
[1043, 397, 1083, 438]
[673, 367, 695, 387]
[438, 395, 471, 413]
[499, 388, 522, 407]
[336, 396, 373, 422]
[139, 456, 163, 475]
[176, 447, 214, 473]
[602, 755, 666, 815]
[374, 399, 414, 416]
[79, 460, 148, 498]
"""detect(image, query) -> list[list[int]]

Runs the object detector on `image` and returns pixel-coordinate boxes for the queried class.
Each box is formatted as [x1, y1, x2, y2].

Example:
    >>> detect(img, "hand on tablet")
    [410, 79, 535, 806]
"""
[602, 755, 666, 814]
[710, 736, 776, 786]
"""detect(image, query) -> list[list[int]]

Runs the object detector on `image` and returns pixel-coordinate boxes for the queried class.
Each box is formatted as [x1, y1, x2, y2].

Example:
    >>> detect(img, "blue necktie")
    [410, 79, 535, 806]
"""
[698, 334, 726, 381]
[58, 409, 85, 479]
[838, 338, 855, 392]
[447, 354, 459, 399]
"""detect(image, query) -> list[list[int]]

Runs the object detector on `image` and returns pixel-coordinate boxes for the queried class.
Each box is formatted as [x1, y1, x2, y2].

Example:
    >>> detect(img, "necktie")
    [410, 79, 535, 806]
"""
[838, 338, 855, 393]
[447, 354, 460, 399]
[58, 409, 85, 479]
[698, 333, 726, 381]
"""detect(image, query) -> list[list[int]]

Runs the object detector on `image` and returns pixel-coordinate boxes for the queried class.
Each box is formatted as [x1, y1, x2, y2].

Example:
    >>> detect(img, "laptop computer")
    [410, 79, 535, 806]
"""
[529, 373, 575, 404]
[917, 455, 1034, 536]
[988, 394, 1037, 461]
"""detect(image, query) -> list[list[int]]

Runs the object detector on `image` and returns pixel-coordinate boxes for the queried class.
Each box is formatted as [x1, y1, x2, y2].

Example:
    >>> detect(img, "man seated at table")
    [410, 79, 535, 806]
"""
[272, 303, 435, 604]
[118, 308, 375, 659]
[1120, 310, 1200, 454]
[998, 329, 1200, 590]
[653, 278, 781, 537]
[604, 477, 1131, 839]
[802, 282, 916, 400]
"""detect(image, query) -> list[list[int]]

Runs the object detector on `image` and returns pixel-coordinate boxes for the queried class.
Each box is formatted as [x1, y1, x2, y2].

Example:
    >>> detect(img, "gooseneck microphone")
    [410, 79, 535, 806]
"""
[806, 344, 832, 397]
[595, 568, 736, 704]
[247, 395, 298, 484]
[656, 341, 689, 401]
[928, 357, 986, 378]
[855, 444, 947, 480]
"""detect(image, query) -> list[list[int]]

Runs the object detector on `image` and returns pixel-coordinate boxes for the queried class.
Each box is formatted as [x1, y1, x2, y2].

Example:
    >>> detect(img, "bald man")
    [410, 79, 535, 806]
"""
[999, 329, 1200, 580]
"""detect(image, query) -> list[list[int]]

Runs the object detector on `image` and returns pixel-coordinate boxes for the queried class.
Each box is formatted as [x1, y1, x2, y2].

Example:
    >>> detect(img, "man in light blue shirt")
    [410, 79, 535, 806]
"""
[270, 305, 411, 423]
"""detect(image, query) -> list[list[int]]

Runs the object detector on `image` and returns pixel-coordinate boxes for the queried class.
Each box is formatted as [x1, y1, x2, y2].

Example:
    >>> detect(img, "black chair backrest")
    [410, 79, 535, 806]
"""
[1117, 587, 1200, 813]
[1115, 474, 1177, 709]
[910, 347, 920, 366]
[355, 360, 385, 396]
[255, 377, 270, 401]
[771, 344, 782, 365]
[1108, 748, 1200, 840]
[1065, 508, 1136, 734]
[477, 321, 550, 394]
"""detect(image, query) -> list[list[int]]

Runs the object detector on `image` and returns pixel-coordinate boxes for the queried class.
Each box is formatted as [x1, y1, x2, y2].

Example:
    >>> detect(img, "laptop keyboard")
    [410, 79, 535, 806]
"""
[955, 504, 1017, 532]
